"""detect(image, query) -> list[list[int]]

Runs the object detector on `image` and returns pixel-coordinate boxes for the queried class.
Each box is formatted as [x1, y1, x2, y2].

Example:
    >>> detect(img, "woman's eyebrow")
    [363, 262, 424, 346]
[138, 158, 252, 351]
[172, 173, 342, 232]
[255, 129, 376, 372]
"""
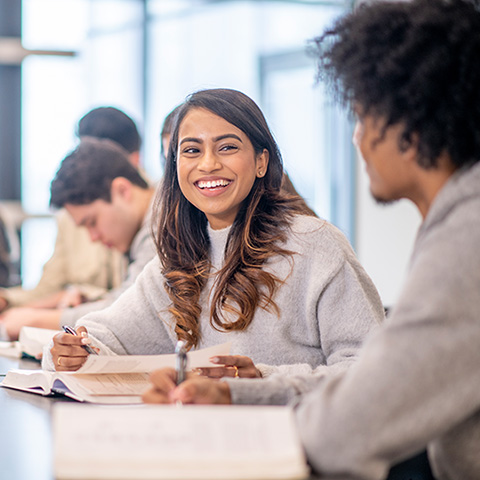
[213, 134, 243, 143]
[179, 137, 202, 146]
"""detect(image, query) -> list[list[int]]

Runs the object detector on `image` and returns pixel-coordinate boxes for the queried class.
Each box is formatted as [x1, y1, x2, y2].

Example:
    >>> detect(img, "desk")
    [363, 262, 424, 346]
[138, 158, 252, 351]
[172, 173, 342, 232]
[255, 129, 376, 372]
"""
[0, 355, 431, 480]
[0, 356, 327, 480]
[0, 356, 75, 480]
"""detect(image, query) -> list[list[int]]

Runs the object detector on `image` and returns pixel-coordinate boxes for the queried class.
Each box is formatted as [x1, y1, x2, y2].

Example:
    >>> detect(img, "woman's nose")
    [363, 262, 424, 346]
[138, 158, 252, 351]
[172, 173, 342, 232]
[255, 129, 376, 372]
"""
[197, 149, 221, 172]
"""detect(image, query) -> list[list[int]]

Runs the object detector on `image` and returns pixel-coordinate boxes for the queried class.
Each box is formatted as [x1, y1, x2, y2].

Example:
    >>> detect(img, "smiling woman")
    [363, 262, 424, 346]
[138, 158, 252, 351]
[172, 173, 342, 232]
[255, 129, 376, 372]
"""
[46, 89, 383, 398]
[176, 108, 268, 230]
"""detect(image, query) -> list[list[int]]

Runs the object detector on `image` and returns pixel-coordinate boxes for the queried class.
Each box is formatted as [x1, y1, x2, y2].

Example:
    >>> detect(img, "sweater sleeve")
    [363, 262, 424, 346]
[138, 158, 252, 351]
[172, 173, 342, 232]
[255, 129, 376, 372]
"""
[74, 257, 176, 356]
[231, 254, 383, 404]
[292, 216, 480, 479]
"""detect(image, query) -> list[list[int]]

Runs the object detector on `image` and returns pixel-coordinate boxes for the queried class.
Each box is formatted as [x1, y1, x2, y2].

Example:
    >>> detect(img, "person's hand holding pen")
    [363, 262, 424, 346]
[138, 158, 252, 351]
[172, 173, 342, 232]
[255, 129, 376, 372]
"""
[142, 340, 232, 405]
[51, 325, 99, 372]
[142, 367, 232, 405]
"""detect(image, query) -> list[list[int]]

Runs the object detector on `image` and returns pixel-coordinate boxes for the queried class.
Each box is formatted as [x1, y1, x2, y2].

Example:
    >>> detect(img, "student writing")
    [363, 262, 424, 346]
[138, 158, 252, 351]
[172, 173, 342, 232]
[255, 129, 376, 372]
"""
[44, 88, 383, 388]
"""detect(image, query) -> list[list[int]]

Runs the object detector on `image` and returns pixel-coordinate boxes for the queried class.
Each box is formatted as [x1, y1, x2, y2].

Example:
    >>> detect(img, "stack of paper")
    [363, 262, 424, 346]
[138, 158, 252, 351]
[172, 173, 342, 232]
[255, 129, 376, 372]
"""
[53, 404, 310, 480]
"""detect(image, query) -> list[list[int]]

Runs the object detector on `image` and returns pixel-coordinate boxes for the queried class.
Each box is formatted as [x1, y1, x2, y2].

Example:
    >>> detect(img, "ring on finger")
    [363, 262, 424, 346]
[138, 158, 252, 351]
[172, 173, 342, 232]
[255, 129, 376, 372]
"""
[233, 365, 239, 378]
[57, 356, 62, 367]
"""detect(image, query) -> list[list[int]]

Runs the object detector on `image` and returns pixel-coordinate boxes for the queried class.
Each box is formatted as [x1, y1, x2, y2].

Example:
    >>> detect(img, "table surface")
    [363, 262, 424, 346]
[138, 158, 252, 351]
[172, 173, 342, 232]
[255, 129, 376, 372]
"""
[0, 355, 330, 480]
[0, 356, 63, 480]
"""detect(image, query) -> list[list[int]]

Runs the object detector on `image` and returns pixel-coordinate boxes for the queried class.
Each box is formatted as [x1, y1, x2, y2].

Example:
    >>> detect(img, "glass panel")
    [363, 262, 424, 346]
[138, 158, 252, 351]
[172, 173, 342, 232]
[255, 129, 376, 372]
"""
[22, 0, 88, 50]
[21, 218, 57, 289]
[21, 55, 85, 214]
[144, 0, 351, 236]
[21, 0, 143, 284]
[265, 67, 330, 219]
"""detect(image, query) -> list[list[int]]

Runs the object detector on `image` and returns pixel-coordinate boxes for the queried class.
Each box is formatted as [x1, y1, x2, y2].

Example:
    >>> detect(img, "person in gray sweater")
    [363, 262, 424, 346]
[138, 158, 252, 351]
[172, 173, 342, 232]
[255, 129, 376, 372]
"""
[44, 88, 384, 384]
[141, 1, 480, 479]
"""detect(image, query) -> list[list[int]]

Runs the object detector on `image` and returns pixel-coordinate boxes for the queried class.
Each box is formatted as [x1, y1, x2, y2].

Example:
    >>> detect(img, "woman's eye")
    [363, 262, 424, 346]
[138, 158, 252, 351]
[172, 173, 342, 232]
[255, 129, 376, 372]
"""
[220, 144, 238, 152]
[182, 146, 199, 154]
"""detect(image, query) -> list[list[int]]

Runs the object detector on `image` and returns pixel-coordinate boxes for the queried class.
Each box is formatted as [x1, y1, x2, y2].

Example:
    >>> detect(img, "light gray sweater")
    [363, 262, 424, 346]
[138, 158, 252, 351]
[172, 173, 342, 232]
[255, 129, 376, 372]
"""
[229, 163, 480, 480]
[44, 215, 384, 381]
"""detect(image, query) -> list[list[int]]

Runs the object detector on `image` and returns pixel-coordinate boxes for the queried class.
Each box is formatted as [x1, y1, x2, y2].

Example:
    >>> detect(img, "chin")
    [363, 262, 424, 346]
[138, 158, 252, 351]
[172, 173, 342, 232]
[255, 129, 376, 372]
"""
[371, 191, 398, 206]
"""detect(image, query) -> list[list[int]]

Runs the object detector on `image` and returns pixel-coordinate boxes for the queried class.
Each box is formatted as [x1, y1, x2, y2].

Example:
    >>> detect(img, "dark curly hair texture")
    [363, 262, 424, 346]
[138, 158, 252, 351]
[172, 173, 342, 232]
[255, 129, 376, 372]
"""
[311, 0, 480, 169]
[155, 88, 306, 349]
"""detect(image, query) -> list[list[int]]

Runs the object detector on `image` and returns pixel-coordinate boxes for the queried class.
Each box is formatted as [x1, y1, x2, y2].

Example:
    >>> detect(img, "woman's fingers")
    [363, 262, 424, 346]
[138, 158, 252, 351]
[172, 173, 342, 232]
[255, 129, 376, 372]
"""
[51, 331, 89, 371]
[200, 354, 262, 378]
[196, 366, 232, 378]
[143, 369, 232, 405]
[55, 353, 88, 371]
[149, 368, 177, 391]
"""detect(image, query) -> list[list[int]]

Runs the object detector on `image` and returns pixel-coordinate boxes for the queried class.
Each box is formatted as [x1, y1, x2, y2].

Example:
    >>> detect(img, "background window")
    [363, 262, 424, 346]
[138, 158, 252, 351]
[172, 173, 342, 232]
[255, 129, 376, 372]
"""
[20, 0, 353, 287]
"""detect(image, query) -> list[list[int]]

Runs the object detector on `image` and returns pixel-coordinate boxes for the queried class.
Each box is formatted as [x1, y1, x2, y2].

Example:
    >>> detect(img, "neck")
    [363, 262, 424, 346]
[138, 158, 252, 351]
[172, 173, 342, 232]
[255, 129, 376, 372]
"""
[410, 153, 457, 219]
[134, 187, 155, 221]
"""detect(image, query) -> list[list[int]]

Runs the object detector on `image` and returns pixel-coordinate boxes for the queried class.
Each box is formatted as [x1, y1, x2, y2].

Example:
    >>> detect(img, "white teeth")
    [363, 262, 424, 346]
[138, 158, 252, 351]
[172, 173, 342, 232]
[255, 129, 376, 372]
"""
[197, 179, 230, 189]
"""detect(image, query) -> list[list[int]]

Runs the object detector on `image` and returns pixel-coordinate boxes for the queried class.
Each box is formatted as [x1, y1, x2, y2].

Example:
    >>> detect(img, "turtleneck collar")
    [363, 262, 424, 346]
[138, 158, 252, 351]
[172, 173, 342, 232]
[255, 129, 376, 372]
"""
[207, 223, 232, 270]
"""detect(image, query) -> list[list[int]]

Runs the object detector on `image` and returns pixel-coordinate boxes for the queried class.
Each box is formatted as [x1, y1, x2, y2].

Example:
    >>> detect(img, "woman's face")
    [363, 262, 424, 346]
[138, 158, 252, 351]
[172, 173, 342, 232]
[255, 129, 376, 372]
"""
[176, 107, 268, 230]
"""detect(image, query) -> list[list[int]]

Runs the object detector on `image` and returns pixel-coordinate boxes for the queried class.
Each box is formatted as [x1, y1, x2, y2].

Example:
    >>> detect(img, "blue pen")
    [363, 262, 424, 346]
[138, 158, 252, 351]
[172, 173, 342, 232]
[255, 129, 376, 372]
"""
[62, 325, 98, 355]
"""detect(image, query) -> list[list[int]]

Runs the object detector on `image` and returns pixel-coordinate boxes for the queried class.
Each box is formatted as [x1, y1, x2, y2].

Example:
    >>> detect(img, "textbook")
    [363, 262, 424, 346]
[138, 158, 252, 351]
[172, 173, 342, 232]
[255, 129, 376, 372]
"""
[53, 403, 310, 480]
[0, 342, 230, 404]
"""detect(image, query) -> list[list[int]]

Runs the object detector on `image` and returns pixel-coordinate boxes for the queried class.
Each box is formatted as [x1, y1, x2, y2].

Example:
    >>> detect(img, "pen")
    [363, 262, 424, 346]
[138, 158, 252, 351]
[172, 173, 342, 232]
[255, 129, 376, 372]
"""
[175, 340, 188, 385]
[62, 325, 98, 355]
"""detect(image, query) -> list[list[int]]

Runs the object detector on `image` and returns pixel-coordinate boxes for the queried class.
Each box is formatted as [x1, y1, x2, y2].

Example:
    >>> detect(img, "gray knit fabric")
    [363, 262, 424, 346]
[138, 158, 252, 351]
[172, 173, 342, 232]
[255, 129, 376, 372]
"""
[43, 215, 384, 377]
[229, 163, 480, 480]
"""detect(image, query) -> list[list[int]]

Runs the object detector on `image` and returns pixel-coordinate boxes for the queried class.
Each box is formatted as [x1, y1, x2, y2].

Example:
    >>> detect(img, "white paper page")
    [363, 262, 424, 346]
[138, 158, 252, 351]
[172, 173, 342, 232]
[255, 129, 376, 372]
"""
[76, 342, 231, 374]
[58, 372, 151, 396]
[0, 369, 53, 394]
[53, 404, 309, 480]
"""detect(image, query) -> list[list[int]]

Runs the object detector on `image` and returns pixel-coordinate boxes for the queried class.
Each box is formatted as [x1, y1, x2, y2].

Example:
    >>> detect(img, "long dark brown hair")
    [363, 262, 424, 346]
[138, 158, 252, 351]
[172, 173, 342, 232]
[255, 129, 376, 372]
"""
[155, 88, 306, 349]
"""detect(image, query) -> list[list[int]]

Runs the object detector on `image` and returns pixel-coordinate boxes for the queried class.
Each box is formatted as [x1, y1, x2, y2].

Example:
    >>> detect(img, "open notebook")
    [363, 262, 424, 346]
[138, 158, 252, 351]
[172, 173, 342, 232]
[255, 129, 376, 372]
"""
[53, 403, 310, 480]
[1, 342, 230, 404]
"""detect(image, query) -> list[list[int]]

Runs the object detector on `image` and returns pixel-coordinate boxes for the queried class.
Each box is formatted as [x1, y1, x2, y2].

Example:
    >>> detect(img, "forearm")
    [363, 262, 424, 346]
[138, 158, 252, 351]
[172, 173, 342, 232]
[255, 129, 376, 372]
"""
[226, 373, 325, 406]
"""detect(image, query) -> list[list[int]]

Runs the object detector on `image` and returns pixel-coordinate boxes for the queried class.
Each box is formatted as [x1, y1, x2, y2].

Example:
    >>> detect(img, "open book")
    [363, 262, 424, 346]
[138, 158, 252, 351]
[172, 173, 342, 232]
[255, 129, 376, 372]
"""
[0, 342, 230, 404]
[53, 403, 309, 480]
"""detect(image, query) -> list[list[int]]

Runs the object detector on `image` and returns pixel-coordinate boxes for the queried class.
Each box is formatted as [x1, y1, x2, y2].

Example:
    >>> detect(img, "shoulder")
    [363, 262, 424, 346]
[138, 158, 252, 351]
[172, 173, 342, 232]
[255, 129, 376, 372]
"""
[286, 215, 354, 257]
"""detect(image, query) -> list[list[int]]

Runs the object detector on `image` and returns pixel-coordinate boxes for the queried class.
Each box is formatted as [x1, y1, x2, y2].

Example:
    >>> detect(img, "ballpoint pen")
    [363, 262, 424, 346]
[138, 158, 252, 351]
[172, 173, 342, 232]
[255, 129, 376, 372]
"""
[62, 325, 98, 355]
[175, 340, 188, 385]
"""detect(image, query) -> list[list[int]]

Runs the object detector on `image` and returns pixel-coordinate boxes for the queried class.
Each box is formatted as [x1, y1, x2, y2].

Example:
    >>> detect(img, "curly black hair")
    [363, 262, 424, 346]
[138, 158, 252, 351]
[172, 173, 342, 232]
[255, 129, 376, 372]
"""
[311, 0, 480, 169]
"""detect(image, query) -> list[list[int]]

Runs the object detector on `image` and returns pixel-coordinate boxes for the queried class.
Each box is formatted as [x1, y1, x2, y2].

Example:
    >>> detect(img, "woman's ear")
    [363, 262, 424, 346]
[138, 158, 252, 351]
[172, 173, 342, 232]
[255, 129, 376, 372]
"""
[256, 149, 269, 178]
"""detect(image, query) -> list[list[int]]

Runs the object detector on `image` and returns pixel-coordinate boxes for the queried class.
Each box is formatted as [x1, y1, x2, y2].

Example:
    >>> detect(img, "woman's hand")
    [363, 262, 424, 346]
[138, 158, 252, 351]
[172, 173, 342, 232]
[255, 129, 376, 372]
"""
[51, 326, 95, 371]
[195, 355, 262, 379]
[142, 367, 232, 405]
